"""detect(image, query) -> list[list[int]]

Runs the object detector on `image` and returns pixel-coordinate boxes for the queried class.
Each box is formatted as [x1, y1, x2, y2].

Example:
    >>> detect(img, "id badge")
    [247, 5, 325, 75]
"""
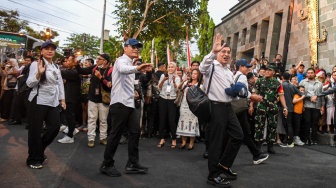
[95, 87, 100, 95]
[166, 85, 171, 93]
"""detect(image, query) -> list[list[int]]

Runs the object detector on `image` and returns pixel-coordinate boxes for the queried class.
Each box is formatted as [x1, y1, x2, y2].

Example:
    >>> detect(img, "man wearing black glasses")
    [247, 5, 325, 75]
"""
[76, 53, 112, 148]
[100, 38, 153, 177]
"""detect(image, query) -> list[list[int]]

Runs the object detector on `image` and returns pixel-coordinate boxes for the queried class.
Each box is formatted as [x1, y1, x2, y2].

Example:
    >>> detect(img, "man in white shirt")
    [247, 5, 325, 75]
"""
[199, 34, 243, 187]
[100, 38, 152, 177]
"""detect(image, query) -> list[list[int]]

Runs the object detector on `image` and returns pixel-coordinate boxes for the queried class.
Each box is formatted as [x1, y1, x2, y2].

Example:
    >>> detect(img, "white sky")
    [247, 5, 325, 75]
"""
[1, 0, 239, 53]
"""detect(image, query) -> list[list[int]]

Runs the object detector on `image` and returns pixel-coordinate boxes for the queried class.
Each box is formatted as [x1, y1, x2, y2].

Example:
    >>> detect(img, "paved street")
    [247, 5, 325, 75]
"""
[1, 123, 335, 188]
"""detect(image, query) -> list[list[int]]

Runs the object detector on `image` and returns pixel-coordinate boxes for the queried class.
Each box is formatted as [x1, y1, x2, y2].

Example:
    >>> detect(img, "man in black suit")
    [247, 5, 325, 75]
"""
[58, 54, 82, 143]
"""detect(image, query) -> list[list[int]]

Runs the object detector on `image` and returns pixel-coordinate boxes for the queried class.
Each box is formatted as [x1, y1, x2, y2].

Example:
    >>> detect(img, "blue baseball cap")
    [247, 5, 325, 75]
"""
[225, 82, 248, 98]
[124, 38, 143, 48]
[236, 59, 252, 68]
[41, 40, 57, 50]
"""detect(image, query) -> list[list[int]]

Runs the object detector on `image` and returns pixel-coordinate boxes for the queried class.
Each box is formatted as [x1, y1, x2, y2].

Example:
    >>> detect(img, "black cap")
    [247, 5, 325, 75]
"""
[41, 40, 57, 50]
[98, 53, 110, 62]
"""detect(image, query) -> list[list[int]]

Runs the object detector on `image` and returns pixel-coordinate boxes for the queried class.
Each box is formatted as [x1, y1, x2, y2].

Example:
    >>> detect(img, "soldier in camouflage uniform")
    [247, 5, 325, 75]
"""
[252, 64, 288, 154]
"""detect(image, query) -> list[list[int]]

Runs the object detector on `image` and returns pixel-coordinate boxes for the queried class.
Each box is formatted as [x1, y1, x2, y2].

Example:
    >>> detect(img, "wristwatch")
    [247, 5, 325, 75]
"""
[283, 107, 288, 112]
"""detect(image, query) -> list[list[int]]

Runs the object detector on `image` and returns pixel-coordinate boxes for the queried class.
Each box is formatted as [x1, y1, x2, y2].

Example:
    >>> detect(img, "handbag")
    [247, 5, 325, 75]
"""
[174, 85, 187, 107]
[101, 85, 110, 105]
[186, 64, 214, 122]
[231, 74, 249, 114]
[6, 76, 17, 89]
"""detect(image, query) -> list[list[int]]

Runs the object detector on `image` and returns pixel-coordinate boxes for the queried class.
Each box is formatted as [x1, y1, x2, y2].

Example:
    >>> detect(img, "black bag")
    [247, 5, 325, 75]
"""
[231, 74, 249, 114]
[186, 64, 214, 122]
[6, 76, 17, 88]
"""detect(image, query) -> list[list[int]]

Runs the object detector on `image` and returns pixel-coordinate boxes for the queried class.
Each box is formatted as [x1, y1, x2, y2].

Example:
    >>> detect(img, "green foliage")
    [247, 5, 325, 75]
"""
[103, 36, 124, 61]
[0, 10, 28, 32]
[197, 0, 214, 58]
[64, 33, 100, 57]
[114, 0, 200, 41]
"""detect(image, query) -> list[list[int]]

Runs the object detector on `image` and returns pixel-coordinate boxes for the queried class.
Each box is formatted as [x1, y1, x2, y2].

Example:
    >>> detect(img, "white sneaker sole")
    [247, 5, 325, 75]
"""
[253, 155, 269, 165]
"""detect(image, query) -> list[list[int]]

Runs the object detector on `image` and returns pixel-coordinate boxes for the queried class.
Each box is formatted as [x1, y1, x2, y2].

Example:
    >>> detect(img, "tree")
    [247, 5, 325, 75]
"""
[103, 36, 124, 61]
[64, 33, 100, 56]
[196, 0, 215, 59]
[25, 26, 59, 41]
[114, 0, 200, 42]
[0, 10, 28, 32]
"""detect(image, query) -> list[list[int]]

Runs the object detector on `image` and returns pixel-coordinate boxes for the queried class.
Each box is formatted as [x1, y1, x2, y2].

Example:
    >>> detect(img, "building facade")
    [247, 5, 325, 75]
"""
[215, 0, 336, 72]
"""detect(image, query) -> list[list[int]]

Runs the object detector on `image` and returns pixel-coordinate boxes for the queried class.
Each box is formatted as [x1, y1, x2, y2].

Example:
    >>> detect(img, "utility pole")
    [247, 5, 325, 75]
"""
[100, 0, 107, 53]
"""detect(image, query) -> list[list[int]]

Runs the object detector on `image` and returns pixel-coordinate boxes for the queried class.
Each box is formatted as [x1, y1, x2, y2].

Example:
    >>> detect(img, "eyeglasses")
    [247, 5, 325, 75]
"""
[127, 45, 140, 50]
[96, 58, 105, 61]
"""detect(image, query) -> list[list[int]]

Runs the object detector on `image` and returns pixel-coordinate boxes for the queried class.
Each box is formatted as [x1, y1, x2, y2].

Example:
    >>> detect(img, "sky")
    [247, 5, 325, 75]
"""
[1, 0, 239, 54]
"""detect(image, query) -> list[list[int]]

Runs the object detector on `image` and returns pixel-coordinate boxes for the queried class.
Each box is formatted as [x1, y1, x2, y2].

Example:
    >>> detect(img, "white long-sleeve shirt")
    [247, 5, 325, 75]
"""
[110, 54, 139, 108]
[26, 59, 65, 107]
[199, 53, 235, 103]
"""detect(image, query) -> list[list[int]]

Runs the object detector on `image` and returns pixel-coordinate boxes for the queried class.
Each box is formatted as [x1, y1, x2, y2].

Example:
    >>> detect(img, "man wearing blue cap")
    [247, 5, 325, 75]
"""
[232, 59, 269, 165]
[100, 38, 153, 177]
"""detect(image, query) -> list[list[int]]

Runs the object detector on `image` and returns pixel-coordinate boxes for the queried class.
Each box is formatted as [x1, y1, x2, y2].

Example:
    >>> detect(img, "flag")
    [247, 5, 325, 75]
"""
[155, 51, 158, 68]
[186, 28, 191, 68]
[151, 38, 154, 65]
[167, 43, 171, 63]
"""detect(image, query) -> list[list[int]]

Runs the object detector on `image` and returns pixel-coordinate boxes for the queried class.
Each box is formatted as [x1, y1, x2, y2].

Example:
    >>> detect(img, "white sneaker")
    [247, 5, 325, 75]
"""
[63, 127, 79, 135]
[59, 125, 67, 132]
[58, 135, 74, 143]
[294, 137, 305, 146]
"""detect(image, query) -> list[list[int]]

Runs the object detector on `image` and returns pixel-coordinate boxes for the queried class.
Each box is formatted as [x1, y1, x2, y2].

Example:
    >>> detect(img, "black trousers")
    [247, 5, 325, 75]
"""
[27, 96, 61, 165]
[65, 102, 77, 138]
[208, 101, 243, 178]
[0, 89, 14, 119]
[236, 110, 260, 157]
[103, 103, 140, 167]
[292, 113, 302, 137]
[9, 90, 29, 122]
[158, 97, 177, 139]
[282, 112, 294, 144]
[303, 108, 320, 142]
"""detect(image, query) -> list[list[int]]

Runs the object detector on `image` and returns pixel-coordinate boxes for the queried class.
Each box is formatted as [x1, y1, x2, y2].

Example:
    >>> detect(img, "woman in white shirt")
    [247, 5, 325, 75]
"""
[157, 62, 181, 148]
[25, 41, 65, 169]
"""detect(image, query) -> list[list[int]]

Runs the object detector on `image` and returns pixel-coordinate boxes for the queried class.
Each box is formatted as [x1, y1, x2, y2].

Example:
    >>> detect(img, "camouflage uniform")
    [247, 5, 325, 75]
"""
[253, 77, 283, 142]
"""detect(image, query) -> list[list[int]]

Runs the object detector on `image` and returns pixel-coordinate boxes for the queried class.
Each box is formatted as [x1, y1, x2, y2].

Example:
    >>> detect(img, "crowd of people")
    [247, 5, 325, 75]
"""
[1, 35, 336, 187]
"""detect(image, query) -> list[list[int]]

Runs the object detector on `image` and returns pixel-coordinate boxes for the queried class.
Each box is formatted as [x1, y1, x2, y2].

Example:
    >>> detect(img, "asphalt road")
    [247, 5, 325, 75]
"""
[1, 123, 335, 188]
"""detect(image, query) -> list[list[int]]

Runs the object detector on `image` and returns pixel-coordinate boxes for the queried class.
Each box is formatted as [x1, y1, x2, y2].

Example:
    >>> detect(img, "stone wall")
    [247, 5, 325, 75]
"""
[215, 0, 336, 72]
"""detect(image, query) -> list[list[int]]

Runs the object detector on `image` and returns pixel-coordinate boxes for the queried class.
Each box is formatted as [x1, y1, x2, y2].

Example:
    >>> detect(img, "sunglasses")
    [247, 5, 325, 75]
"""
[127, 45, 141, 50]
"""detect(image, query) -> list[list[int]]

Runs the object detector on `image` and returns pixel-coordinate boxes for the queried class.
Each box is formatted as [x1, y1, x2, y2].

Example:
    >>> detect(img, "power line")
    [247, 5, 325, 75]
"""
[7, 0, 90, 29]
[0, 6, 81, 34]
[35, 0, 97, 23]
[74, 0, 114, 20]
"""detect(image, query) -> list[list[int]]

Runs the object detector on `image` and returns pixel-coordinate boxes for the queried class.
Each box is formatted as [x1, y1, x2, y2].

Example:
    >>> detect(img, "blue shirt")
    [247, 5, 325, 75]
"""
[297, 73, 304, 83]
[110, 54, 139, 108]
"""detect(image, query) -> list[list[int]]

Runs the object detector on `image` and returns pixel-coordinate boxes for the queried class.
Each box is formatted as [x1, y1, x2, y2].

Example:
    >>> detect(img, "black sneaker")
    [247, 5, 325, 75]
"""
[253, 153, 269, 165]
[125, 163, 148, 173]
[28, 163, 43, 169]
[99, 165, 121, 177]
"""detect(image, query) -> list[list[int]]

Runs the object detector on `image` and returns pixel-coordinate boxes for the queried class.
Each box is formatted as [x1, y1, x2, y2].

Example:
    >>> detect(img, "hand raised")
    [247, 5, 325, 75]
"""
[38, 59, 46, 75]
[212, 33, 226, 54]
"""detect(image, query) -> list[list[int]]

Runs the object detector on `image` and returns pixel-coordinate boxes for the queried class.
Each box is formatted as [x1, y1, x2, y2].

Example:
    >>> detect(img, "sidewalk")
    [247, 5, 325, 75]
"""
[0, 123, 335, 188]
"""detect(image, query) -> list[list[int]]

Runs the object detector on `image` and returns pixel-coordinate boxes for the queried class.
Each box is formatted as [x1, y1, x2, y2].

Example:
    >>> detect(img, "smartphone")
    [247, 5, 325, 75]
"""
[164, 72, 168, 77]
[292, 64, 296, 68]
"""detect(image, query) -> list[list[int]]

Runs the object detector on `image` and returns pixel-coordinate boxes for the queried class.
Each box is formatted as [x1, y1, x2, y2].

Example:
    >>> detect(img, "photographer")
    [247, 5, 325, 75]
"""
[0, 58, 19, 122]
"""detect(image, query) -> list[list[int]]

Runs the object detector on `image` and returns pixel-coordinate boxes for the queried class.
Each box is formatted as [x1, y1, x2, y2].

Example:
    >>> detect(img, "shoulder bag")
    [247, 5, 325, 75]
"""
[231, 74, 249, 114]
[186, 64, 214, 122]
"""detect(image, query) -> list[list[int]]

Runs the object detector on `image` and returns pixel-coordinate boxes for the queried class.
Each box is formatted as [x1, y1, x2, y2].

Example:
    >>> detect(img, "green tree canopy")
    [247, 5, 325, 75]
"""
[114, 0, 200, 42]
[0, 10, 28, 32]
[196, 0, 215, 60]
[64, 33, 100, 57]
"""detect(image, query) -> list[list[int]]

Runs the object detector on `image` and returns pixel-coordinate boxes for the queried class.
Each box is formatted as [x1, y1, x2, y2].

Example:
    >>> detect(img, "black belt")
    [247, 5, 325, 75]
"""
[210, 101, 231, 106]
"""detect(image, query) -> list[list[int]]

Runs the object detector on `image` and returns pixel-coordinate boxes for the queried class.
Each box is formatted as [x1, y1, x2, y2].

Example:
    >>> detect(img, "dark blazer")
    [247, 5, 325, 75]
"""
[61, 68, 81, 104]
